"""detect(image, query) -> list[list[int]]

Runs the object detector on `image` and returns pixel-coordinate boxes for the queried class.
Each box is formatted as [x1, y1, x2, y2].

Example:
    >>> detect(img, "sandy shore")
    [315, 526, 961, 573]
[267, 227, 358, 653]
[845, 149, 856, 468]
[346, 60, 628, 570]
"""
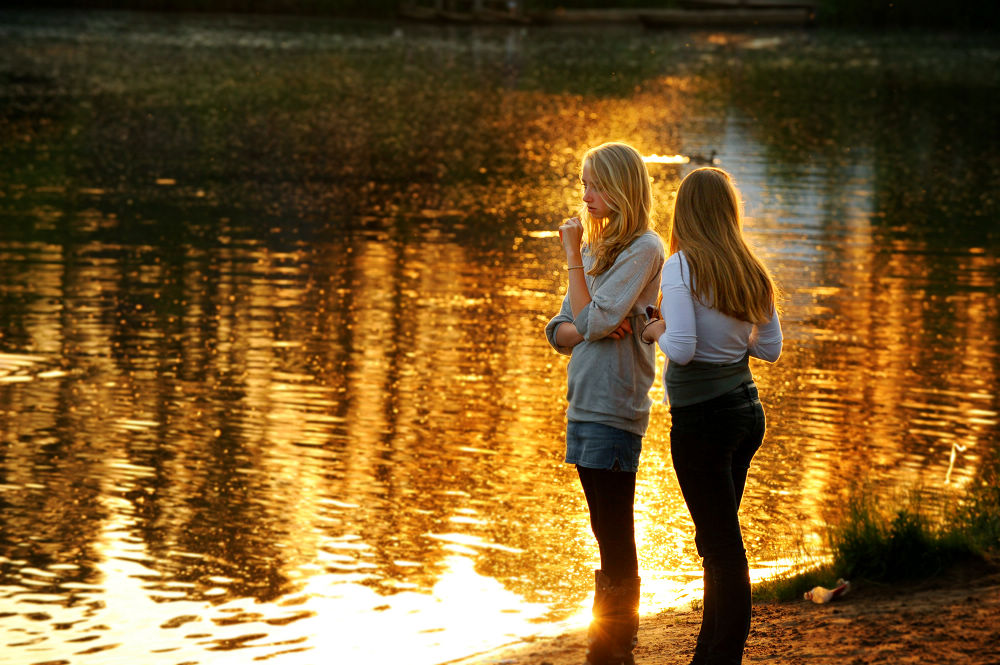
[452, 566, 1000, 665]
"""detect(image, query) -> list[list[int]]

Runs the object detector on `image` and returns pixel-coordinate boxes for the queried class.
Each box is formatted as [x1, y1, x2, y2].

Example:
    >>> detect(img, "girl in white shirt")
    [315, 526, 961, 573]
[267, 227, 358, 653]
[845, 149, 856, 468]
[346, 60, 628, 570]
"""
[641, 167, 782, 665]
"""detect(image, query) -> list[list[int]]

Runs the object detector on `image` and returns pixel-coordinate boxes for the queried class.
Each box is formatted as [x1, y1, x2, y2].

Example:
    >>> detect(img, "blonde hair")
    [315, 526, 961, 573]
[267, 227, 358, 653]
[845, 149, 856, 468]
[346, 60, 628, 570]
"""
[667, 167, 776, 324]
[580, 142, 654, 275]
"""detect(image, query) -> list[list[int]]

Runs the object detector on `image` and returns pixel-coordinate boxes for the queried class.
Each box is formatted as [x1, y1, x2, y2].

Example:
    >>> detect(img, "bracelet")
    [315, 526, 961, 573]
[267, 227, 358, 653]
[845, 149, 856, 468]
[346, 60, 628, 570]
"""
[640, 317, 661, 344]
[567, 265, 584, 271]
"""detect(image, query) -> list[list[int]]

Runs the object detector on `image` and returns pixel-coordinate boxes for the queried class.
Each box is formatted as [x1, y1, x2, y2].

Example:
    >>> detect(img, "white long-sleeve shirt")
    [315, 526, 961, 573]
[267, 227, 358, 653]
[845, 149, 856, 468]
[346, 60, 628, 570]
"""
[657, 251, 783, 366]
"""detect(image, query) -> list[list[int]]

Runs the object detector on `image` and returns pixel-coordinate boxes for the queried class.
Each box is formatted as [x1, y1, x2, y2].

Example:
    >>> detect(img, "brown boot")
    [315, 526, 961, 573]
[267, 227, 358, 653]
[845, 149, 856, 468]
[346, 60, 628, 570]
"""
[585, 570, 613, 664]
[586, 571, 640, 665]
[605, 575, 640, 665]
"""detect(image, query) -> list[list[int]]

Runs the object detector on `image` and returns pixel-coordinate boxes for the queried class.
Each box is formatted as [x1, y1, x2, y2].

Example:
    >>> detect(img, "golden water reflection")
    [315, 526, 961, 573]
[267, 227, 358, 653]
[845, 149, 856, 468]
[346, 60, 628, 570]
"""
[1, 17, 998, 665]
[1, 192, 995, 663]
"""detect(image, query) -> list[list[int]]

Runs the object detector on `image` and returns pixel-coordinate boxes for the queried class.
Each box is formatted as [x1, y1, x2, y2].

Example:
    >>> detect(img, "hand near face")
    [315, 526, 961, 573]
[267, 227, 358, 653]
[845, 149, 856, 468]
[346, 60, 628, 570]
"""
[558, 217, 584, 256]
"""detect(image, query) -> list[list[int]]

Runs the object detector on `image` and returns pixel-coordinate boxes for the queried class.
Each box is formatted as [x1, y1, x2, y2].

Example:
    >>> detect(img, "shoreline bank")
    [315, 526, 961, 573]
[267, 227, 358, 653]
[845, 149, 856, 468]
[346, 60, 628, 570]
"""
[399, 6, 816, 28]
[450, 564, 1000, 665]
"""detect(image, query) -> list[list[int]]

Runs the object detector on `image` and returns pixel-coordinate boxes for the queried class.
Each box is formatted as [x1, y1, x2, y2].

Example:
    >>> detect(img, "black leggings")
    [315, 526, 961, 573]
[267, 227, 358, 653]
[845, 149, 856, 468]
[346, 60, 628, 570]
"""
[577, 466, 639, 582]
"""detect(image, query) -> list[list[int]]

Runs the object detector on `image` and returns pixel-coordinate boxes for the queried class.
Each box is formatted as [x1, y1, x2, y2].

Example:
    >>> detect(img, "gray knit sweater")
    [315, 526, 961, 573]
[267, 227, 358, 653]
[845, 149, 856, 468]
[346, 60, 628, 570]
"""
[545, 230, 665, 436]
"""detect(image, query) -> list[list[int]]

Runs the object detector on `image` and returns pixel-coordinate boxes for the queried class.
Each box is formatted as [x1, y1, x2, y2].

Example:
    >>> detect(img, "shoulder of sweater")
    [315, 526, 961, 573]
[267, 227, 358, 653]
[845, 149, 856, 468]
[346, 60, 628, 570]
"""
[626, 230, 665, 257]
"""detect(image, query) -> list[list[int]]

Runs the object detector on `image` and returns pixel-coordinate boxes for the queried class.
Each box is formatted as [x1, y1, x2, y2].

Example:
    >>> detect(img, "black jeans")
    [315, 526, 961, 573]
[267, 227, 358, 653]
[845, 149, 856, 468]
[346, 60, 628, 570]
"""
[577, 465, 639, 583]
[670, 383, 766, 665]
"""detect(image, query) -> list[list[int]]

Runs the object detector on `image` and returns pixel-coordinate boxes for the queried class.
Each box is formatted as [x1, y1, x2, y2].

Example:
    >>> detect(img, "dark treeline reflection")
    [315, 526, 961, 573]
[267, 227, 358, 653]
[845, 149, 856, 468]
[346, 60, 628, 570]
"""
[0, 11, 997, 664]
[701, 32, 1000, 528]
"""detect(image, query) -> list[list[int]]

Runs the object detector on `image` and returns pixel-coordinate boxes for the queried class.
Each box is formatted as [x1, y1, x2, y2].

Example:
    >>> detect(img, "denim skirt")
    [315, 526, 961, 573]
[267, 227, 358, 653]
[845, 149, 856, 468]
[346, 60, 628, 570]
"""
[566, 420, 642, 472]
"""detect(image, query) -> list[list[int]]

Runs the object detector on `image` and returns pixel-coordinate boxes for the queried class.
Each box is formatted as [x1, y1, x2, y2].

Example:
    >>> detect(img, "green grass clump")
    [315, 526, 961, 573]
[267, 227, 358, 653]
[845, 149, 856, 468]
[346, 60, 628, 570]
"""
[832, 496, 974, 582]
[951, 447, 1000, 555]
[754, 447, 1000, 604]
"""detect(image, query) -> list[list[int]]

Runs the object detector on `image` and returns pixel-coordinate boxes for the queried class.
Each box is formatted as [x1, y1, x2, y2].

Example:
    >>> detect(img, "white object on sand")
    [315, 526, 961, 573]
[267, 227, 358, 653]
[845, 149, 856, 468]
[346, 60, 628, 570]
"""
[804, 579, 851, 604]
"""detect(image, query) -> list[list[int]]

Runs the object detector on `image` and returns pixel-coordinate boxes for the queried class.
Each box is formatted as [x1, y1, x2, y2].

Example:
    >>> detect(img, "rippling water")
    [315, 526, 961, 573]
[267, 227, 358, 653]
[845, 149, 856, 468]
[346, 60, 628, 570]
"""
[0, 11, 998, 665]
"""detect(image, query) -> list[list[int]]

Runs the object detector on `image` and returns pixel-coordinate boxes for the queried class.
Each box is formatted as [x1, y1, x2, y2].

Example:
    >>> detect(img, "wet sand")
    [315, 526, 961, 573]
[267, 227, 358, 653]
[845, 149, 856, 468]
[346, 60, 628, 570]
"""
[452, 565, 1000, 665]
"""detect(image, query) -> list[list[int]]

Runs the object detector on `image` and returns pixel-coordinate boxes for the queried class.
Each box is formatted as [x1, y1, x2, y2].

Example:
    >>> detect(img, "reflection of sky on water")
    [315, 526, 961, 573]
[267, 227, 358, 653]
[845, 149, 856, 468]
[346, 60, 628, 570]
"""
[0, 13, 997, 665]
[718, 109, 876, 262]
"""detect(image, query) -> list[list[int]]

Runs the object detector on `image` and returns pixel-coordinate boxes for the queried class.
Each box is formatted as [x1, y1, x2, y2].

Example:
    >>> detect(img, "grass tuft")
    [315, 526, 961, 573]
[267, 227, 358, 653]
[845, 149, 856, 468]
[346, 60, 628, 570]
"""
[832, 496, 974, 583]
[754, 446, 1000, 604]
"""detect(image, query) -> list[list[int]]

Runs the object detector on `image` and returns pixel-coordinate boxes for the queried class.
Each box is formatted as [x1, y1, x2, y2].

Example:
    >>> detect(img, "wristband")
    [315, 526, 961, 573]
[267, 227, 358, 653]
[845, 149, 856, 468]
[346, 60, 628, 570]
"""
[640, 317, 661, 344]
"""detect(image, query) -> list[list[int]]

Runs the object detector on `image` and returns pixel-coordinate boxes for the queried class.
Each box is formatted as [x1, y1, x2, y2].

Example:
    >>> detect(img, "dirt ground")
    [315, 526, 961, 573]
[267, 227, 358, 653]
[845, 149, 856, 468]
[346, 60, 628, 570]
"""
[451, 566, 1000, 665]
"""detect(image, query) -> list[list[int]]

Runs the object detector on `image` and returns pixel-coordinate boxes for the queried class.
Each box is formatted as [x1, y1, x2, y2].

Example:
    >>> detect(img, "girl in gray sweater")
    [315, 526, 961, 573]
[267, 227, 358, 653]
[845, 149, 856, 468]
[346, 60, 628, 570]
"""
[545, 142, 664, 665]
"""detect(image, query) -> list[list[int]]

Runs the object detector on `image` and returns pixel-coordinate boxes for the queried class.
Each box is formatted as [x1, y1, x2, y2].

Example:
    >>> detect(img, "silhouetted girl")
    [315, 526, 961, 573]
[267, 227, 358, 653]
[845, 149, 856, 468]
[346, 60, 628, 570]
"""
[546, 141, 664, 665]
[641, 167, 782, 665]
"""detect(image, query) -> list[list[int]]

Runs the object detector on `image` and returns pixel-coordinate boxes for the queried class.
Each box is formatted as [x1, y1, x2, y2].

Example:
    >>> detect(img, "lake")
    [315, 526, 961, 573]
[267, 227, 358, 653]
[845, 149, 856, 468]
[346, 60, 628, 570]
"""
[0, 10, 997, 665]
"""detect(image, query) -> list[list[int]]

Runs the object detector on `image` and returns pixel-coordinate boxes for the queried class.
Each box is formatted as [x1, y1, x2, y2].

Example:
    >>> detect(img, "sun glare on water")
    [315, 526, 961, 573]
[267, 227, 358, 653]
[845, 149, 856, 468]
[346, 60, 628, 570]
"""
[642, 154, 690, 164]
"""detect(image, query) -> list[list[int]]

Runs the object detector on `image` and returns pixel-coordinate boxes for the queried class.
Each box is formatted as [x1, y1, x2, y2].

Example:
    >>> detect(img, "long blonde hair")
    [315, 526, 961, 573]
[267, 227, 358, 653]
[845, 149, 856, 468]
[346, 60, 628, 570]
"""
[580, 142, 654, 275]
[667, 167, 776, 324]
